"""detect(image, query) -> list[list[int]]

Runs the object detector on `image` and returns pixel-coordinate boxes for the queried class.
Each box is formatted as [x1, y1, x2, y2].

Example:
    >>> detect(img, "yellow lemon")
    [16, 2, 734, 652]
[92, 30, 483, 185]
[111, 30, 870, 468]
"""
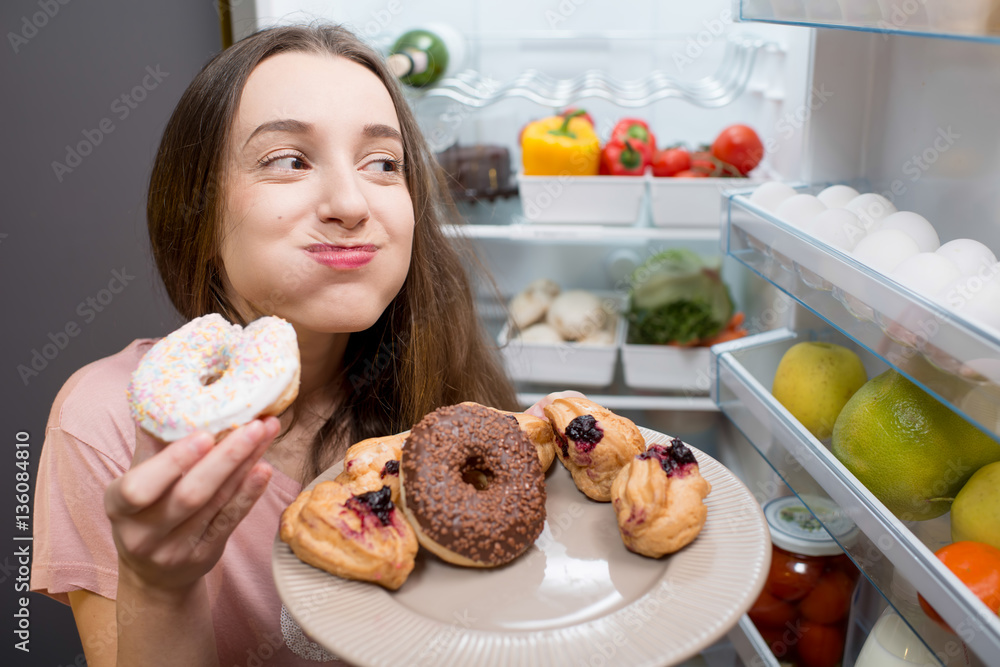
[831, 370, 1000, 521]
[772, 341, 867, 440]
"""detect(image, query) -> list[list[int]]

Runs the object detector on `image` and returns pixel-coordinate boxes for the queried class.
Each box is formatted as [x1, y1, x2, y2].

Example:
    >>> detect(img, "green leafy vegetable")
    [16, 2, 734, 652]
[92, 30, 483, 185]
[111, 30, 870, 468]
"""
[627, 249, 734, 345]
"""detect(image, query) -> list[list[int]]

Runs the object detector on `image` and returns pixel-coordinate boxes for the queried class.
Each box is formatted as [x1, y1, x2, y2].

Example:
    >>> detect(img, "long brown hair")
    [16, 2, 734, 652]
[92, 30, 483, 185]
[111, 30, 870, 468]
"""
[147, 24, 518, 480]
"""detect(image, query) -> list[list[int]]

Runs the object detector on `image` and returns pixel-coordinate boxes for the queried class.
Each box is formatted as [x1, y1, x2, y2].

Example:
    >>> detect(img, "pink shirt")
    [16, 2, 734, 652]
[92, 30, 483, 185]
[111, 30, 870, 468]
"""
[32, 340, 337, 665]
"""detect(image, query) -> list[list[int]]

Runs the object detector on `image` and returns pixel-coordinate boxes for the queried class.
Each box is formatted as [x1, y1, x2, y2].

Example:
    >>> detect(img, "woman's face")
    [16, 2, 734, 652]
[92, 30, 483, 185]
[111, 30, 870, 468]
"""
[220, 51, 415, 333]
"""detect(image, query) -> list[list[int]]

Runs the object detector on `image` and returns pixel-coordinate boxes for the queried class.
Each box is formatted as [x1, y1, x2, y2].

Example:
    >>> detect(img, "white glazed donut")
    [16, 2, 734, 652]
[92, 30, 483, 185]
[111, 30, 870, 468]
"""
[128, 314, 300, 441]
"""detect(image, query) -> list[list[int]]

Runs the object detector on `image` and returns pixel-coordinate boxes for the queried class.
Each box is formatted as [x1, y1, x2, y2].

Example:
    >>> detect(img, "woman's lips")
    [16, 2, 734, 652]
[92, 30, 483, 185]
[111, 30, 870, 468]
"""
[305, 244, 378, 269]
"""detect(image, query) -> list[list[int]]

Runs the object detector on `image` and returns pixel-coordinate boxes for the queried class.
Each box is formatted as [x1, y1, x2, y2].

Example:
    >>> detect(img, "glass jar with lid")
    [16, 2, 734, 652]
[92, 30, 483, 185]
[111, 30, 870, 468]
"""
[749, 495, 861, 667]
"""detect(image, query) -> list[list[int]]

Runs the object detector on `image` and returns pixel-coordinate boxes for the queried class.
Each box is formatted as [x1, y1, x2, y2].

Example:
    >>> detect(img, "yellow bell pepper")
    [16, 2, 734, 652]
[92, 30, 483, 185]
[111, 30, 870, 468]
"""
[520, 111, 600, 176]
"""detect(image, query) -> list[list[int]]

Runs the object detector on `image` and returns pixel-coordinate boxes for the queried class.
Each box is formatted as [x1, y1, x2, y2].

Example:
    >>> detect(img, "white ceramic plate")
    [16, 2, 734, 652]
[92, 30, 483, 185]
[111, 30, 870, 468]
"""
[272, 427, 771, 667]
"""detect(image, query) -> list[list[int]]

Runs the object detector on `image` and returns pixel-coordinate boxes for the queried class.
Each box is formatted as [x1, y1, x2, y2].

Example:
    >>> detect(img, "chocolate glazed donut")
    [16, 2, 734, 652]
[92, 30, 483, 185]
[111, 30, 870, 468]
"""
[400, 403, 547, 567]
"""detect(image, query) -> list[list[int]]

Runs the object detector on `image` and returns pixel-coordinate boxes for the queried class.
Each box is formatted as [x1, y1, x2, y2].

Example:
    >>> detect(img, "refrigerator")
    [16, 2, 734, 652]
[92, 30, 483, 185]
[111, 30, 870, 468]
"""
[235, 2, 1000, 665]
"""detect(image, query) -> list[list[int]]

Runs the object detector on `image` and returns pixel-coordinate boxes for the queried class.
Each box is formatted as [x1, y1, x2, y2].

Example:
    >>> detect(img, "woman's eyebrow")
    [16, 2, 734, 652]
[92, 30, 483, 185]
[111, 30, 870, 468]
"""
[243, 118, 313, 148]
[363, 123, 403, 143]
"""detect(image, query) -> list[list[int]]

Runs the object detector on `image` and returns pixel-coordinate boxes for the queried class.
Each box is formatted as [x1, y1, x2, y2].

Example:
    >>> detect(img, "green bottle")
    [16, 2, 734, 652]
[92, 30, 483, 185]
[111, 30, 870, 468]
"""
[386, 24, 464, 88]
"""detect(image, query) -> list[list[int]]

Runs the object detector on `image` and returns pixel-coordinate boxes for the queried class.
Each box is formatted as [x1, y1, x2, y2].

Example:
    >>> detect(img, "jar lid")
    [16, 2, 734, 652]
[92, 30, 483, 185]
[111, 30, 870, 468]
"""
[763, 495, 859, 557]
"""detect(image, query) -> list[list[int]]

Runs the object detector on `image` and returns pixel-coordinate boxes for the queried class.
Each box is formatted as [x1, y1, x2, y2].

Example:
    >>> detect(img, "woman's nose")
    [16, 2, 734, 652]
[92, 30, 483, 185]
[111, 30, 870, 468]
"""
[317, 165, 370, 229]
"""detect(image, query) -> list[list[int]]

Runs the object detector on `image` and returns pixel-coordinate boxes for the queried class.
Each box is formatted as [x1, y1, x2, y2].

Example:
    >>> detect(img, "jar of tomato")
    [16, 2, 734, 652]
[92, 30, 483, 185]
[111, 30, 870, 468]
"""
[749, 495, 861, 667]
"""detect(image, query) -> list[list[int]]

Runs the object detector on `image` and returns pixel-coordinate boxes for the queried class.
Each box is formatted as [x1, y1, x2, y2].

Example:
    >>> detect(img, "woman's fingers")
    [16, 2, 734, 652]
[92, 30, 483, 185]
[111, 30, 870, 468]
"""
[106, 432, 215, 517]
[525, 390, 588, 420]
[164, 418, 280, 523]
[181, 460, 273, 554]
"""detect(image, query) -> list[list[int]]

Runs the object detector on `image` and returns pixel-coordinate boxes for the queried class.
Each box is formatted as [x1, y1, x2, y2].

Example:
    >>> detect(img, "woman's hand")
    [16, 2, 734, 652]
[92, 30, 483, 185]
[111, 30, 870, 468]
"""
[525, 390, 587, 420]
[105, 418, 280, 593]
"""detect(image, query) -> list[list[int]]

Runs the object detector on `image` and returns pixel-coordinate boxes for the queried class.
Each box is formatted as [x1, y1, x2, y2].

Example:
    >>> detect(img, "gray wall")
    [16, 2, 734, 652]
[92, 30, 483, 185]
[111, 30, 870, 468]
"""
[2, 1, 222, 663]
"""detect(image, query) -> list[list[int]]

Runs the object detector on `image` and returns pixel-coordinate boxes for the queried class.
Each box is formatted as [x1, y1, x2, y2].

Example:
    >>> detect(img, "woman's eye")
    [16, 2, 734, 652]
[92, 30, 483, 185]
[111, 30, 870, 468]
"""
[363, 157, 403, 173]
[260, 153, 308, 170]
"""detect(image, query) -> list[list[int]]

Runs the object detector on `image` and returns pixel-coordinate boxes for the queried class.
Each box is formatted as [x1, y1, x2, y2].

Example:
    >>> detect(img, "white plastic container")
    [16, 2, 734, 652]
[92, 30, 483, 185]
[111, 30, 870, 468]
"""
[497, 313, 625, 389]
[516, 174, 645, 225]
[621, 324, 713, 393]
[648, 175, 750, 228]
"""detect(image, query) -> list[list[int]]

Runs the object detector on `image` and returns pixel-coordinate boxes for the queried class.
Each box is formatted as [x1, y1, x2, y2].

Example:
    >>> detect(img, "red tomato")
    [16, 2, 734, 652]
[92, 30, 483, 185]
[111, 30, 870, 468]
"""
[829, 553, 860, 578]
[651, 147, 691, 177]
[711, 124, 764, 175]
[767, 549, 824, 602]
[797, 622, 844, 667]
[799, 570, 855, 625]
[749, 589, 798, 629]
[690, 151, 718, 175]
[673, 169, 708, 178]
[756, 626, 793, 660]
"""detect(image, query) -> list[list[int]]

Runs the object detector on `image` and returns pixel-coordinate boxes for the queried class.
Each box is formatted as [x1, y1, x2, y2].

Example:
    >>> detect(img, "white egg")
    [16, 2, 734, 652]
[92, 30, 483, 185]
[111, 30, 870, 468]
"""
[889, 252, 962, 298]
[802, 208, 867, 251]
[940, 266, 1000, 333]
[965, 278, 1000, 334]
[852, 229, 920, 274]
[749, 181, 797, 212]
[845, 193, 897, 234]
[936, 239, 998, 277]
[877, 212, 940, 253]
[775, 194, 827, 227]
[817, 184, 861, 209]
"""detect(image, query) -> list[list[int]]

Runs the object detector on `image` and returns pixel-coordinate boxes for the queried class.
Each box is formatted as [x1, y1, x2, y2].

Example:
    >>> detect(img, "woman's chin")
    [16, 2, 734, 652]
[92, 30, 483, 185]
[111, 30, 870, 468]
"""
[287, 313, 383, 337]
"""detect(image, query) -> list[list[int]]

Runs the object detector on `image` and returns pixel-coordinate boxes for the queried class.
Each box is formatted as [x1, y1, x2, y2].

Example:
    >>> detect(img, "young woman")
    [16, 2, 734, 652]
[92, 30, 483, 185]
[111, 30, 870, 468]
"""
[31, 24, 545, 666]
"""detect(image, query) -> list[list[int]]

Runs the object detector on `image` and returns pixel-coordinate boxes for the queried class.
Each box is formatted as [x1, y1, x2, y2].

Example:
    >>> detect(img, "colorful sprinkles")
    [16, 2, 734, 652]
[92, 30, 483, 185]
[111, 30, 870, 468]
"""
[127, 314, 299, 441]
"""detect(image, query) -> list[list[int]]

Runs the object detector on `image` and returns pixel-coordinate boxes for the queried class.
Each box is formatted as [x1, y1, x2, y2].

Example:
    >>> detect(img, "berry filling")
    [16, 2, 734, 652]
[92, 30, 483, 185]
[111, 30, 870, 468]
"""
[347, 485, 395, 526]
[565, 415, 603, 453]
[380, 459, 399, 478]
[638, 438, 698, 477]
[555, 430, 569, 458]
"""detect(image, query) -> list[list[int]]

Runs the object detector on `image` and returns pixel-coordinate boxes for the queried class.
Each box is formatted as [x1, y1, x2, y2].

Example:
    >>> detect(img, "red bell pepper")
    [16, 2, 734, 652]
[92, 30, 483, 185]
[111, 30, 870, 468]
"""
[600, 139, 647, 176]
[611, 118, 656, 155]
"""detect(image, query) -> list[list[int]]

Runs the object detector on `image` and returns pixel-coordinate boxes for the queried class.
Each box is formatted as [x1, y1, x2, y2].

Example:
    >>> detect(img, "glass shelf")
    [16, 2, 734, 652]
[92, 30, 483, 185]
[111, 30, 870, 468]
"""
[739, 0, 1000, 44]
[728, 615, 782, 667]
[723, 188, 1000, 445]
[711, 327, 1000, 664]
[413, 35, 779, 109]
[444, 223, 721, 243]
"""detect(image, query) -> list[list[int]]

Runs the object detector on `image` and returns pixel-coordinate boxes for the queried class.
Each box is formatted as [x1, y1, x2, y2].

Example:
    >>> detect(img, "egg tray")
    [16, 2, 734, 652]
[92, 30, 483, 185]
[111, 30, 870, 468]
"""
[726, 193, 1000, 392]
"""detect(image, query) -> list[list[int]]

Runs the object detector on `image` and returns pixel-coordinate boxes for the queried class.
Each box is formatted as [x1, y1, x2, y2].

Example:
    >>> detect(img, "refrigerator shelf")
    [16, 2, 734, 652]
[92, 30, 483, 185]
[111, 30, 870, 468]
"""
[728, 615, 782, 667]
[738, 0, 1000, 44]
[711, 328, 1000, 663]
[412, 35, 779, 109]
[444, 222, 722, 242]
[722, 188, 1000, 445]
[517, 391, 718, 412]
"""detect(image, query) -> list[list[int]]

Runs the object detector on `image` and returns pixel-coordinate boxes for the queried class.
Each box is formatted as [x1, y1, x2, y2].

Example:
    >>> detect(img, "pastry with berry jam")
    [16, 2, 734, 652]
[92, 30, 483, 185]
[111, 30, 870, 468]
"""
[543, 397, 645, 501]
[497, 409, 557, 472]
[280, 479, 418, 590]
[611, 438, 712, 558]
[335, 432, 408, 503]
